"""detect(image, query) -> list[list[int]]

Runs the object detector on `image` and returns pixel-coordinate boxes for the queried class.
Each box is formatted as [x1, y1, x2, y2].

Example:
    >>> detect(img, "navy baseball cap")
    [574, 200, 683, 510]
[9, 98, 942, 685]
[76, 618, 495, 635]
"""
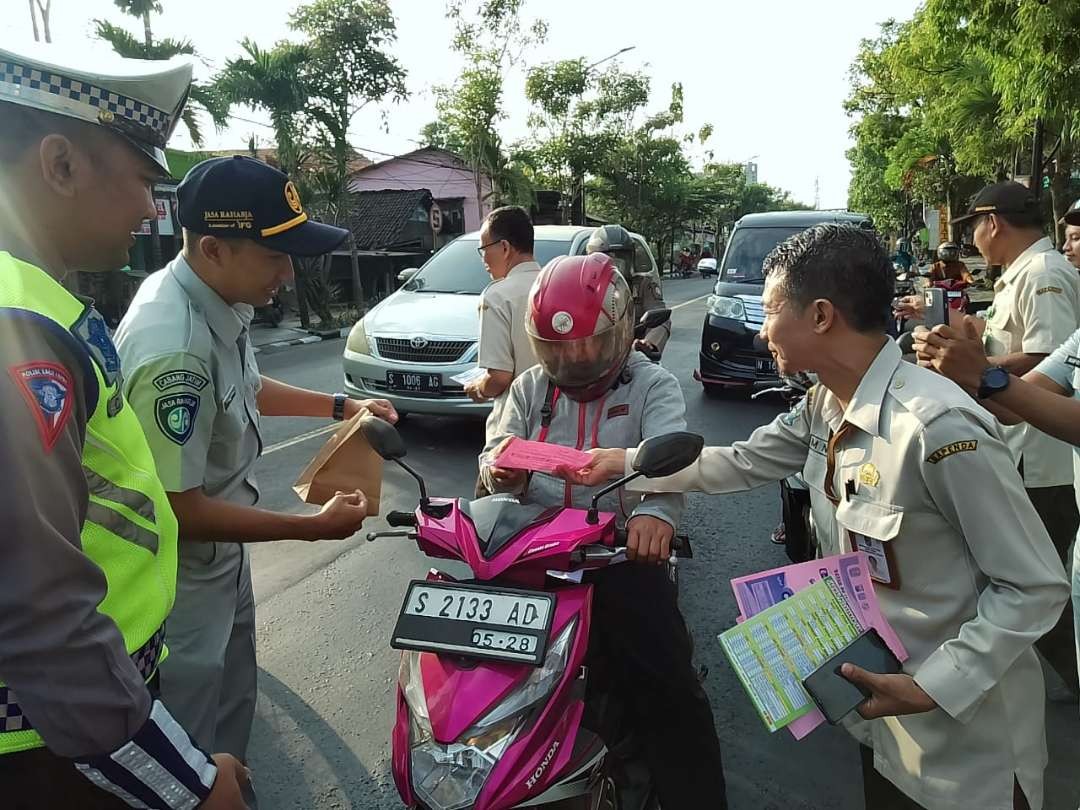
[951, 181, 1040, 225]
[1062, 197, 1080, 226]
[177, 155, 349, 256]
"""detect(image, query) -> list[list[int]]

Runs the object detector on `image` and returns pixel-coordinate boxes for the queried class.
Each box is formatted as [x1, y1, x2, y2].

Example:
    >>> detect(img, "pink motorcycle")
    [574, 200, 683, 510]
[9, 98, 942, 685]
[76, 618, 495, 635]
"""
[362, 419, 703, 810]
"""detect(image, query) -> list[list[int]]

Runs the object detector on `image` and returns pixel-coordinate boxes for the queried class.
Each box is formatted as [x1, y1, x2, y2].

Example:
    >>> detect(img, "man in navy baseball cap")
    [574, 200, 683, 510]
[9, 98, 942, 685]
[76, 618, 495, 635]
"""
[178, 154, 349, 256]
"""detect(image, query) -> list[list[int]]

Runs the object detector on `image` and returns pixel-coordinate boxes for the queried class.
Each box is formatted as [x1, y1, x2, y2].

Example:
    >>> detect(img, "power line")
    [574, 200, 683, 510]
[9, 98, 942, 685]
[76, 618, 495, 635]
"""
[218, 111, 470, 172]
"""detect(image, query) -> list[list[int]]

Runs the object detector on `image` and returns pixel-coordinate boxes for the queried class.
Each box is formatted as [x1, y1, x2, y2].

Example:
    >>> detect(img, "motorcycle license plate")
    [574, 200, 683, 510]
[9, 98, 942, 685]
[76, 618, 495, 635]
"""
[386, 371, 442, 393]
[392, 580, 555, 666]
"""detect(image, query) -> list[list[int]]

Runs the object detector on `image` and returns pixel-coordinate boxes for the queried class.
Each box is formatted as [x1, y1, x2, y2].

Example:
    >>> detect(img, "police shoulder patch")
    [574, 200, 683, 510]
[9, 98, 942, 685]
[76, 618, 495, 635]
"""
[9, 361, 74, 452]
[1036, 286, 1063, 296]
[155, 393, 200, 446]
[926, 440, 978, 464]
[152, 370, 209, 392]
[71, 307, 120, 386]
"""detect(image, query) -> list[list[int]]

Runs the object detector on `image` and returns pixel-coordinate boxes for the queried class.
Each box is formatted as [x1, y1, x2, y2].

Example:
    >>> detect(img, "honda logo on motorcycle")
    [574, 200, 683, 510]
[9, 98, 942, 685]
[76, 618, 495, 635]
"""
[410, 336, 429, 349]
[525, 740, 560, 790]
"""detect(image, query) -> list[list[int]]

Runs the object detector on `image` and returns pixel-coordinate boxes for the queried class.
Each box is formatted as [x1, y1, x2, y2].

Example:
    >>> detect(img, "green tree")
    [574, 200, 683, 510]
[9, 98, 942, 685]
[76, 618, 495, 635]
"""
[421, 0, 547, 215]
[94, 6, 228, 147]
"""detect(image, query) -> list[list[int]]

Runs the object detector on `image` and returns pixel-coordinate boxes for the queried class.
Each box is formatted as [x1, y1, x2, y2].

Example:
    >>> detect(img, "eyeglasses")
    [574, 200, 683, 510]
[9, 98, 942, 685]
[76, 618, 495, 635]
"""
[476, 239, 505, 256]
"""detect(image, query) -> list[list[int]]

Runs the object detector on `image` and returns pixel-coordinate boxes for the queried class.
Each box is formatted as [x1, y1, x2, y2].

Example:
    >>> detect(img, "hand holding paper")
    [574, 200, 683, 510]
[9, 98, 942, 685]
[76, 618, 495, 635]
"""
[492, 437, 594, 475]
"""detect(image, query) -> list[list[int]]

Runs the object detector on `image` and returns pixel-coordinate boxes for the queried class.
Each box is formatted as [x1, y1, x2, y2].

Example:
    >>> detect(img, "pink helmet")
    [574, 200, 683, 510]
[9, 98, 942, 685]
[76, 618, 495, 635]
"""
[526, 253, 634, 401]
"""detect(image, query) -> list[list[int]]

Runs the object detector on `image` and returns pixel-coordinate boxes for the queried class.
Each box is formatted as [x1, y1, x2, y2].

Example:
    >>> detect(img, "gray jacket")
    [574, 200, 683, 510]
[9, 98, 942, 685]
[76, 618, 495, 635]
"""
[480, 352, 685, 530]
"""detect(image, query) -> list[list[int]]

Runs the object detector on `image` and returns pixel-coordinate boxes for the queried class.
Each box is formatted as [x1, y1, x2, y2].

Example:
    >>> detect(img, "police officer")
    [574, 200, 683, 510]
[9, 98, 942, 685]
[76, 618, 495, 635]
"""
[585, 225, 670, 357]
[113, 156, 396, 797]
[566, 225, 1069, 810]
[0, 44, 248, 809]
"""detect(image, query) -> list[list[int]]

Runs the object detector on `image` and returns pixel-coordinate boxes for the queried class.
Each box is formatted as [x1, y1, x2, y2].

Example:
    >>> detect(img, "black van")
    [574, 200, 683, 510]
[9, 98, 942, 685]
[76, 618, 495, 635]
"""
[696, 210, 873, 396]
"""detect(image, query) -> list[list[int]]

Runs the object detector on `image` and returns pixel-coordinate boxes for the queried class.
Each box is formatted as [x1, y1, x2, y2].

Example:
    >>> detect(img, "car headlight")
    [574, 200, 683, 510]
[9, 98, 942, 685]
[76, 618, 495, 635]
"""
[708, 295, 746, 320]
[402, 620, 578, 810]
[346, 318, 371, 354]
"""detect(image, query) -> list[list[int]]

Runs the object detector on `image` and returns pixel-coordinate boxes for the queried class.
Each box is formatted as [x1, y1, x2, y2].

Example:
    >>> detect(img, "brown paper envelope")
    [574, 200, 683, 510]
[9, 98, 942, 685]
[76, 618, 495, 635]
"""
[293, 411, 383, 514]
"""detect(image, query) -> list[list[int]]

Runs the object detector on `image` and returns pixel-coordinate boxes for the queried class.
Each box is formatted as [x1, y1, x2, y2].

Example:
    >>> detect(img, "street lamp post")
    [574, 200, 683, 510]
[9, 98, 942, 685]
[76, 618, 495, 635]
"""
[586, 45, 635, 72]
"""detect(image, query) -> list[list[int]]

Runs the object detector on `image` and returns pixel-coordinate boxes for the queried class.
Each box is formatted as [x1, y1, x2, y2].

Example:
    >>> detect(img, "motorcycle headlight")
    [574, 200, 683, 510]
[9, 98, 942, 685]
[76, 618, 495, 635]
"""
[708, 295, 746, 321]
[346, 318, 371, 354]
[404, 620, 578, 810]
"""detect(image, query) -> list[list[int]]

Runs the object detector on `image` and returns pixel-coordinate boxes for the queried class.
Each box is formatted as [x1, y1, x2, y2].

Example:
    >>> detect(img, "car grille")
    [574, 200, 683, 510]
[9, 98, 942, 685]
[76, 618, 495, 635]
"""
[375, 338, 472, 364]
[738, 295, 765, 328]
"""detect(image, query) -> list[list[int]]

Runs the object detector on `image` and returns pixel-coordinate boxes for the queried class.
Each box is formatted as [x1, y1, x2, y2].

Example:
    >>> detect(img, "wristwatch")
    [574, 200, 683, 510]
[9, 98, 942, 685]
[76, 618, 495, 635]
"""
[977, 366, 1010, 400]
[332, 392, 348, 421]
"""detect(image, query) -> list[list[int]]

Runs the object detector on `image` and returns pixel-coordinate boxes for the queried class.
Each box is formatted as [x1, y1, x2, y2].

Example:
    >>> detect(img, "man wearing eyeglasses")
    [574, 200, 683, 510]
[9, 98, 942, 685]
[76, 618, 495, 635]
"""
[465, 206, 542, 494]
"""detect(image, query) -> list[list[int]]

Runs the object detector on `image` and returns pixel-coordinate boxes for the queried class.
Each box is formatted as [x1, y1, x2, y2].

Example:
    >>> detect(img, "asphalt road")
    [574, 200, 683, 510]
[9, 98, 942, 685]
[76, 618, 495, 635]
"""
[243, 275, 1080, 810]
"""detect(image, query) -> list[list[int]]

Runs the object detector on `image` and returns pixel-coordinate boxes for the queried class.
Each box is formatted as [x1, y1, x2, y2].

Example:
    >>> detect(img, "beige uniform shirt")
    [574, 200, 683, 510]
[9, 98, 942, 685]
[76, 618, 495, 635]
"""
[477, 260, 542, 439]
[626, 341, 1068, 810]
[983, 237, 1080, 487]
[115, 255, 263, 507]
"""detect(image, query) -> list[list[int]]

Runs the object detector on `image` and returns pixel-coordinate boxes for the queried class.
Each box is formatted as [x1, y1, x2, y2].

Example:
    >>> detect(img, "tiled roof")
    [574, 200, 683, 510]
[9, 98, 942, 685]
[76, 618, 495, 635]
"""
[348, 189, 433, 250]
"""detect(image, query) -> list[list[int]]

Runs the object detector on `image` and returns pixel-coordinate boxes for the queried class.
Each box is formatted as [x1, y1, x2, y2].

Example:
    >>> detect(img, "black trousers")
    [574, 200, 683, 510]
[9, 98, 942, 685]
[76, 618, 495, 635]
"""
[1026, 484, 1080, 694]
[2, 746, 130, 809]
[585, 562, 728, 809]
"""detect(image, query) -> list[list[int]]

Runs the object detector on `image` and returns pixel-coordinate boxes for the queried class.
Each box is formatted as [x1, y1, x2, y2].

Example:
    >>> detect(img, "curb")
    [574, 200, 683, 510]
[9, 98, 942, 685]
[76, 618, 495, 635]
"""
[252, 326, 350, 355]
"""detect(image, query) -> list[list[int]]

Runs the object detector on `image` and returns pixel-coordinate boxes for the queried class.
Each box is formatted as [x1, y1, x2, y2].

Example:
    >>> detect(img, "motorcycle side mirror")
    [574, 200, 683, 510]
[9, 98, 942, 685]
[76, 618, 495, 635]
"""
[632, 431, 705, 479]
[361, 417, 407, 460]
[634, 308, 671, 340]
[586, 431, 704, 524]
[360, 417, 448, 517]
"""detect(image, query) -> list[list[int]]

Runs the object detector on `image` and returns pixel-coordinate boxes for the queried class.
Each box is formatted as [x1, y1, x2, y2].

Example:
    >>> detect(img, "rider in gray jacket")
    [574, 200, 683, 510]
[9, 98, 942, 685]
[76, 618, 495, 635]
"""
[480, 253, 728, 808]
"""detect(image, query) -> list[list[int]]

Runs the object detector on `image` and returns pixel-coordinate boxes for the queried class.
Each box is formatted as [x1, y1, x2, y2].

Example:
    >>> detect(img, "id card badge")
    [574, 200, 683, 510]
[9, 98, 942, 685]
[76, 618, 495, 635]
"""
[851, 533, 899, 588]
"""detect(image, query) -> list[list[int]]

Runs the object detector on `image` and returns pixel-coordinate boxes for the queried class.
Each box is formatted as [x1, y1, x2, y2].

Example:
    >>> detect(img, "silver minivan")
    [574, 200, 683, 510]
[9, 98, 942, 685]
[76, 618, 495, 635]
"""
[342, 225, 661, 417]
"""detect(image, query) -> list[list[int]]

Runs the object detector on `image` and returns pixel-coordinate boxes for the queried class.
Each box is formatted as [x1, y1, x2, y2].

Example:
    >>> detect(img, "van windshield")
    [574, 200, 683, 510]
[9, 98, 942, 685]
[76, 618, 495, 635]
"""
[720, 227, 806, 283]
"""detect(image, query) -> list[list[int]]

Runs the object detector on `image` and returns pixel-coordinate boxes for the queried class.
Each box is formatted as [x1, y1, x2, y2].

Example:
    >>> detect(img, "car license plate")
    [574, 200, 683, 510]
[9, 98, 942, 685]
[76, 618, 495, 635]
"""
[757, 358, 776, 373]
[386, 371, 441, 393]
[392, 580, 555, 666]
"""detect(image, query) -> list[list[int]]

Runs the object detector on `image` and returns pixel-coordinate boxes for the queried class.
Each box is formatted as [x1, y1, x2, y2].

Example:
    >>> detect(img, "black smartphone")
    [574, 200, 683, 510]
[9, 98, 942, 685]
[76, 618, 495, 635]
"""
[923, 288, 948, 329]
[802, 629, 902, 724]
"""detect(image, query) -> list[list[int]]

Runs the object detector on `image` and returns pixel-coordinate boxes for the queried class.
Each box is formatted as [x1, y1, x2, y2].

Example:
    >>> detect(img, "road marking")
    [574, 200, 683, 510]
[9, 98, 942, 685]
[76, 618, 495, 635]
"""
[264, 423, 339, 455]
[671, 293, 711, 311]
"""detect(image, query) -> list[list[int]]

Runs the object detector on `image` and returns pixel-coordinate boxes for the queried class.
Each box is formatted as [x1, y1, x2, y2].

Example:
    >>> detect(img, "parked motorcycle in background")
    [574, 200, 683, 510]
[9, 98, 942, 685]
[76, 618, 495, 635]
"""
[754, 373, 818, 564]
[362, 417, 703, 810]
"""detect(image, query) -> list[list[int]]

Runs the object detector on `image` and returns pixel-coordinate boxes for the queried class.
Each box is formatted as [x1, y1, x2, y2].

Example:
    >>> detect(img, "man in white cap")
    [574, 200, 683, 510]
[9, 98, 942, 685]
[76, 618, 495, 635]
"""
[0, 43, 248, 809]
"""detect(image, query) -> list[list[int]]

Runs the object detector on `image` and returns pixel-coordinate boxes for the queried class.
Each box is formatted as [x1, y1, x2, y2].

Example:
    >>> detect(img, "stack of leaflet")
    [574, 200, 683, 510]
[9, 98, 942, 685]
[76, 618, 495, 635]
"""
[718, 552, 908, 738]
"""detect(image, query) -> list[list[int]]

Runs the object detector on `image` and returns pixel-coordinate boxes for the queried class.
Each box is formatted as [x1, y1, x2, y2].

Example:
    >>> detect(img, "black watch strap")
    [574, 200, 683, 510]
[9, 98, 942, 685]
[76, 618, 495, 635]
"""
[332, 392, 347, 421]
[977, 366, 1010, 400]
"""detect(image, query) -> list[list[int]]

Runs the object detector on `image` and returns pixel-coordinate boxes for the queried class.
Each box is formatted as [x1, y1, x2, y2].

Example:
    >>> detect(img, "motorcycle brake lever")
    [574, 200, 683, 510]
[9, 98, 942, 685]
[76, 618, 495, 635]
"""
[365, 530, 418, 542]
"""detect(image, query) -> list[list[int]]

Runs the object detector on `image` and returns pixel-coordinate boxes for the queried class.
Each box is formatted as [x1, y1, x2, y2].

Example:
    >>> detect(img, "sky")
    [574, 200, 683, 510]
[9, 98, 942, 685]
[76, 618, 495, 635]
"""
[2, 0, 923, 209]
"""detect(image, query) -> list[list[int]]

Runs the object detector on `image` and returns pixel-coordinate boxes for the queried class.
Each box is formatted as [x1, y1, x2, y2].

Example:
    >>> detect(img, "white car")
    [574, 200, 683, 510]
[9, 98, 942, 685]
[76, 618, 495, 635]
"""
[343, 225, 662, 417]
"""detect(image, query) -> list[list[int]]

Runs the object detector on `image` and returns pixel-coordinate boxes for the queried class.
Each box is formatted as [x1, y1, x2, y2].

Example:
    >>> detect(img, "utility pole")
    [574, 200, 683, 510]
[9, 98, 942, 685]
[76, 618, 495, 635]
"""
[814, 176, 821, 210]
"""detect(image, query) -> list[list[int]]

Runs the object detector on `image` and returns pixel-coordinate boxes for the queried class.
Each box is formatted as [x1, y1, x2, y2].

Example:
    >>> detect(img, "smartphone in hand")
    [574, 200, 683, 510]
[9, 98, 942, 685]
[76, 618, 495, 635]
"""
[923, 288, 948, 329]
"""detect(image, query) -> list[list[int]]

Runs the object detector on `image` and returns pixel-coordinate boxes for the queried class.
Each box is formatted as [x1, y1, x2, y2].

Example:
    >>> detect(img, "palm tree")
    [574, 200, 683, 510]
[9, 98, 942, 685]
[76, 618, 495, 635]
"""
[213, 39, 313, 177]
[93, 20, 229, 147]
[111, 0, 159, 51]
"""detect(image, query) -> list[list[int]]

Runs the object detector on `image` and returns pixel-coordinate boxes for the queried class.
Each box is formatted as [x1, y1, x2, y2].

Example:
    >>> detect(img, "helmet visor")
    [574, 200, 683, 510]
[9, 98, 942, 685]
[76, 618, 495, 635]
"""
[528, 312, 634, 390]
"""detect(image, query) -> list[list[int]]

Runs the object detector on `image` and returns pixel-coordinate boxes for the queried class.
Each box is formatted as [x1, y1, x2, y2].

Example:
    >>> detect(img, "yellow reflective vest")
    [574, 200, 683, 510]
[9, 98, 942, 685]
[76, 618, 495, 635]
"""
[0, 252, 177, 754]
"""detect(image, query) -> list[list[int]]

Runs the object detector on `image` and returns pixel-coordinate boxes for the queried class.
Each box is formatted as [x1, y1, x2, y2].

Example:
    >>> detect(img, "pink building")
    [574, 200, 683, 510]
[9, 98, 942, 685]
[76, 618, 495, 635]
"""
[347, 147, 494, 234]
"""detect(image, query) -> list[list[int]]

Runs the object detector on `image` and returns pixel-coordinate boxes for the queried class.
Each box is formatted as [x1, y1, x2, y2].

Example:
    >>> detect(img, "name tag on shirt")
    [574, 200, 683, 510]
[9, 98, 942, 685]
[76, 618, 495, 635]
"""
[852, 534, 896, 587]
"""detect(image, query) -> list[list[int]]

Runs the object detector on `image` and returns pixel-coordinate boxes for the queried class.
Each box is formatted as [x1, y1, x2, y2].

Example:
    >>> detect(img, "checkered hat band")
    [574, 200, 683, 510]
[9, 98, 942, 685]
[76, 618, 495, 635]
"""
[0, 60, 172, 147]
[0, 625, 164, 734]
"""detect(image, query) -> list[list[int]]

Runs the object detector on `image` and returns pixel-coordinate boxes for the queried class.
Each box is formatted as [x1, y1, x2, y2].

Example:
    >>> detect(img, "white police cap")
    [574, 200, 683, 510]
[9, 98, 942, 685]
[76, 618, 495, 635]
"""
[0, 41, 193, 174]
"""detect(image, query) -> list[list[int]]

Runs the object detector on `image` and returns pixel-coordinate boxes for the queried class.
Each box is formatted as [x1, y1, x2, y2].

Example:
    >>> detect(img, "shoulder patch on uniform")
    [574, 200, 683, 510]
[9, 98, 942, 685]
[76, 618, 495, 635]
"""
[926, 440, 978, 464]
[71, 307, 120, 386]
[152, 370, 209, 392]
[1066, 356, 1080, 369]
[1036, 286, 1063, 295]
[155, 393, 200, 446]
[9, 362, 74, 452]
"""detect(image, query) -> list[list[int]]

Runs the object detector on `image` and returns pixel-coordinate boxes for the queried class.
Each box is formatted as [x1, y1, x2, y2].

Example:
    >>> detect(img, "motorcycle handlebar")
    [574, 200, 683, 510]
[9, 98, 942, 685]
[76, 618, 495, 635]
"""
[609, 529, 691, 558]
[386, 511, 418, 528]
